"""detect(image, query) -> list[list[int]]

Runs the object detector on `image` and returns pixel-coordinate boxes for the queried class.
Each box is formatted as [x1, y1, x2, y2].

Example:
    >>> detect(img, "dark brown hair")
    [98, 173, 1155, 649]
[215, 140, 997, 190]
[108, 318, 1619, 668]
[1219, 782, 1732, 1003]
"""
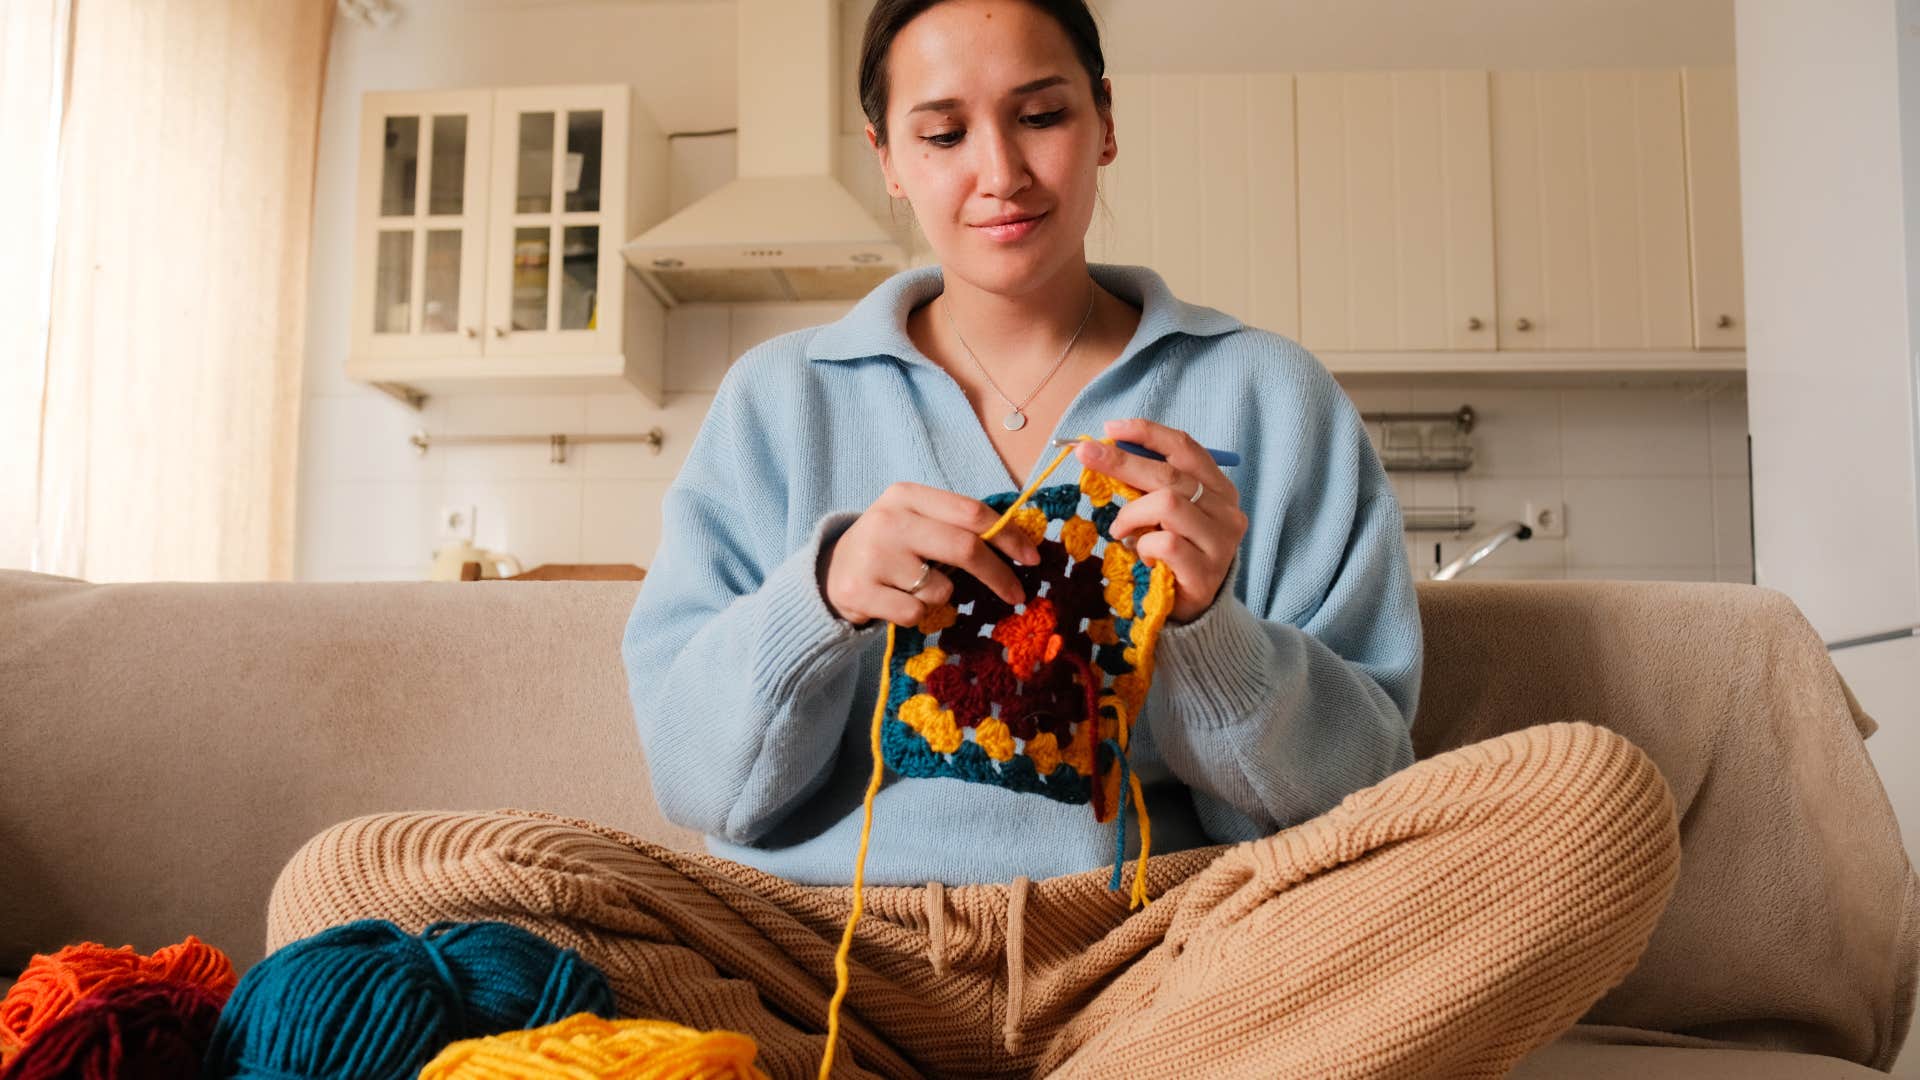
[858, 0, 1112, 149]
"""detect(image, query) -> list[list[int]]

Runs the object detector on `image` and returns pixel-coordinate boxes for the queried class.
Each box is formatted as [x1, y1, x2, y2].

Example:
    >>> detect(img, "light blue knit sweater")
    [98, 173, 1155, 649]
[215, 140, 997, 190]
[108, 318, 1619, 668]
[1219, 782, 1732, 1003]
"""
[620, 262, 1422, 886]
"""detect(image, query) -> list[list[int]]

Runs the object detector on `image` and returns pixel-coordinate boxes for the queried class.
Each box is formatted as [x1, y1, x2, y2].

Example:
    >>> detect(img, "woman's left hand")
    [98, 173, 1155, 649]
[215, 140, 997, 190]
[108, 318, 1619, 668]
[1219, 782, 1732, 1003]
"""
[1073, 418, 1247, 624]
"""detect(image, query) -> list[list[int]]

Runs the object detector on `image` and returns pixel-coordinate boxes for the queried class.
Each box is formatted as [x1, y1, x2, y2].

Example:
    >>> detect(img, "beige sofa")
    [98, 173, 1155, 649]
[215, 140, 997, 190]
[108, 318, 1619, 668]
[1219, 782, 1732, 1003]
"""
[1, 568, 1914, 1078]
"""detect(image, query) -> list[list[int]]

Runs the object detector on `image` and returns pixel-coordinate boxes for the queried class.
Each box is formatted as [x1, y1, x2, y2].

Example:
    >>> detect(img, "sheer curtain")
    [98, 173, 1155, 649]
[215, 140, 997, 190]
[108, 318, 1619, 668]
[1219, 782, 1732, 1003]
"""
[0, 1, 67, 574]
[3, 0, 333, 581]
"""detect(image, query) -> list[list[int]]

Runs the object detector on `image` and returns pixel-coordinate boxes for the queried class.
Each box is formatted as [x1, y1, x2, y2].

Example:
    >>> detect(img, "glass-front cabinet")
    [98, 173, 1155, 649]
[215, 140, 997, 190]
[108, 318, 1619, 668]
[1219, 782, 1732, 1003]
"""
[352, 90, 491, 360]
[486, 87, 618, 359]
[348, 85, 668, 401]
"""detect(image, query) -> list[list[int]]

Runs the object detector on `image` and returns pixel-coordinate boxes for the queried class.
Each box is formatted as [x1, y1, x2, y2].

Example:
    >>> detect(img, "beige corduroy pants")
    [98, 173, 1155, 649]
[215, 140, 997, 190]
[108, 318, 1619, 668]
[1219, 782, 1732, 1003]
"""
[267, 720, 1680, 1079]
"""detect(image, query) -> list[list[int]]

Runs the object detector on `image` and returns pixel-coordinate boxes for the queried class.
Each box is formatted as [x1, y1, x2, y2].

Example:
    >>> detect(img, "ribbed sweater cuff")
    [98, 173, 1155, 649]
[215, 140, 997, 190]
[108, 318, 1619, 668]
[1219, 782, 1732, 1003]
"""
[1155, 590, 1280, 730]
[756, 511, 879, 693]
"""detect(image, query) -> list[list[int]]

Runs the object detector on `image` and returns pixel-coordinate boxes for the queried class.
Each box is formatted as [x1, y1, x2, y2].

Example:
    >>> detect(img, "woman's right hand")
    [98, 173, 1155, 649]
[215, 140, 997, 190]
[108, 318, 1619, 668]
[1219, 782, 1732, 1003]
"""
[821, 482, 1041, 628]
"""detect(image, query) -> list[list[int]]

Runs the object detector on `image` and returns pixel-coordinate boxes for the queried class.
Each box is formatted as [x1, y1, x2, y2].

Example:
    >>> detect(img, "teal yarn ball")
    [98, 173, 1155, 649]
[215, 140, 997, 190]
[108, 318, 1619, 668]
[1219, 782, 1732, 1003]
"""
[203, 920, 616, 1080]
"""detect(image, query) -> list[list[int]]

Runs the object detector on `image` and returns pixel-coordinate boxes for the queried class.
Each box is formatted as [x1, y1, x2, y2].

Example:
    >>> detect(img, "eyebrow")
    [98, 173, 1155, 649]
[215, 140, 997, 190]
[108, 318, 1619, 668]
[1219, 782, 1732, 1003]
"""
[907, 75, 1070, 115]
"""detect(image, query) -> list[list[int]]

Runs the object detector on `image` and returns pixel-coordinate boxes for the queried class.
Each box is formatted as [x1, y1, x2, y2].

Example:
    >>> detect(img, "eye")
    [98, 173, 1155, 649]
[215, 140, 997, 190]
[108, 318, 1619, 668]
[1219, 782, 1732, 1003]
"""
[919, 110, 1068, 149]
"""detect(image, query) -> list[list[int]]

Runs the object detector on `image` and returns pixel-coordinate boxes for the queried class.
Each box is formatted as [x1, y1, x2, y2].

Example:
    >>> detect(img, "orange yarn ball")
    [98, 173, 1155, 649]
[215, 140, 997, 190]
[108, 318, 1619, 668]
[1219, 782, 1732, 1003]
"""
[0, 935, 237, 1063]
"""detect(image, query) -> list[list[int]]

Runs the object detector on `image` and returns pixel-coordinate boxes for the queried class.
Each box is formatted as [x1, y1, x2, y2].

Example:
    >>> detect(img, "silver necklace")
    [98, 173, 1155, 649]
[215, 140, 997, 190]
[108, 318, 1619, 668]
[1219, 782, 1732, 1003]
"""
[943, 282, 1096, 431]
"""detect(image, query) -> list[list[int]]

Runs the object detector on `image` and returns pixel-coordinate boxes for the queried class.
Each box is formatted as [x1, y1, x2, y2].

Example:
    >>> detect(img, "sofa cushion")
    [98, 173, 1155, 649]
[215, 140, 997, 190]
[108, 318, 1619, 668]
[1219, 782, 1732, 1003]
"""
[1513, 1026, 1889, 1078]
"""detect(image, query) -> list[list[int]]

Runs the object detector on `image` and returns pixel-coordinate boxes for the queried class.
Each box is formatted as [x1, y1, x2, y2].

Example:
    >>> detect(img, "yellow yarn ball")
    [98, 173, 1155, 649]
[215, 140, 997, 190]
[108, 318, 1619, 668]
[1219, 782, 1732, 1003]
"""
[418, 1013, 769, 1079]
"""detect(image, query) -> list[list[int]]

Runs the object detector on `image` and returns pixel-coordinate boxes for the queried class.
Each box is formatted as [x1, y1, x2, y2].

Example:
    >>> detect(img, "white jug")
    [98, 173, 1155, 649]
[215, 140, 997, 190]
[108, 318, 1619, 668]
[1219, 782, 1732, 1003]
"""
[428, 539, 523, 581]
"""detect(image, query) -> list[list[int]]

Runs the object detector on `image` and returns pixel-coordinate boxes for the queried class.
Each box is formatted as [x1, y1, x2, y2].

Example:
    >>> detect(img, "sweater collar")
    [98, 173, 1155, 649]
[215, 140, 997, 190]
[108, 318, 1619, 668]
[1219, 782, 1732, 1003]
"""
[803, 262, 1243, 368]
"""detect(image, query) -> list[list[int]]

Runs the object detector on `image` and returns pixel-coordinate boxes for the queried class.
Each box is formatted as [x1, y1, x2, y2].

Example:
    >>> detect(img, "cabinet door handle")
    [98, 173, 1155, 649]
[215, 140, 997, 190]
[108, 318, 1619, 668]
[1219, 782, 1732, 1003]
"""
[463, 326, 477, 339]
[1716, 314, 1735, 329]
[492, 326, 508, 339]
[1467, 316, 1484, 331]
[1515, 317, 1533, 332]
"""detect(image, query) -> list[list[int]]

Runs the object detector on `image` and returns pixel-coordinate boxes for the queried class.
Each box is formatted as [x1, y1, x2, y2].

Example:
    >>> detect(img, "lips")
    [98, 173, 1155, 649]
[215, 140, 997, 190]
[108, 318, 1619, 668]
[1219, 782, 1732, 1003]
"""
[973, 211, 1047, 242]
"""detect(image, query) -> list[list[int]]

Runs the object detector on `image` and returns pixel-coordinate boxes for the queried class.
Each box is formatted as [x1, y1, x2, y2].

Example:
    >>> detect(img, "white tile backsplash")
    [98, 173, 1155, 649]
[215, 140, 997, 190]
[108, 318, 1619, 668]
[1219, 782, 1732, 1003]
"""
[1708, 385, 1751, 475]
[582, 391, 715, 481]
[438, 478, 585, 569]
[1565, 565, 1721, 582]
[301, 479, 438, 580]
[1349, 378, 1749, 584]
[1407, 386, 1562, 476]
[1560, 387, 1714, 476]
[1411, 473, 1570, 569]
[301, 394, 445, 485]
[582, 479, 676, 566]
[1562, 474, 1718, 567]
[1713, 471, 1755, 569]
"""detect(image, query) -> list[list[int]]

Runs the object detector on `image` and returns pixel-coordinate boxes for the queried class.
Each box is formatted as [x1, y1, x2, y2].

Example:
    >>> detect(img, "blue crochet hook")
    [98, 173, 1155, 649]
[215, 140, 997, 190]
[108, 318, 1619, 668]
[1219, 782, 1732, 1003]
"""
[1050, 436, 1241, 467]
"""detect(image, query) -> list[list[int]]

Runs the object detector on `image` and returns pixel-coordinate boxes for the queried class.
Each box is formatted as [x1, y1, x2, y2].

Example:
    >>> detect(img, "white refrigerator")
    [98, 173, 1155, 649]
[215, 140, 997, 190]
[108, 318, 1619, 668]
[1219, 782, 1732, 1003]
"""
[1738, 2, 1920, 866]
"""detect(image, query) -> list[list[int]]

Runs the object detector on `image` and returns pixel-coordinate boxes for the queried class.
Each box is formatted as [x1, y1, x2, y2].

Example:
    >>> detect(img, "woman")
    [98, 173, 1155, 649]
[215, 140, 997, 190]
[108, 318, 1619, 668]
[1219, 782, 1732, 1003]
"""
[270, 2, 1680, 1076]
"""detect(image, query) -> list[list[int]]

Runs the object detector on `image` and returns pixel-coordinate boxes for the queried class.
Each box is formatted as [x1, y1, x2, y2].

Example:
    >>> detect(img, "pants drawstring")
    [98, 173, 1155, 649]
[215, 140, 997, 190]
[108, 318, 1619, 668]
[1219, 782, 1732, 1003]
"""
[924, 880, 948, 978]
[1003, 874, 1030, 1056]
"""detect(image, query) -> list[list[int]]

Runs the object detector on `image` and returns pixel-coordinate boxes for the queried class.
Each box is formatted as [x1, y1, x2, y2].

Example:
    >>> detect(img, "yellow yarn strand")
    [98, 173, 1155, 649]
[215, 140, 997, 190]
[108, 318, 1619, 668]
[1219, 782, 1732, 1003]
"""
[818, 618, 896, 1080]
[819, 437, 1158, 1078]
[1128, 771, 1153, 908]
[420, 1013, 769, 1079]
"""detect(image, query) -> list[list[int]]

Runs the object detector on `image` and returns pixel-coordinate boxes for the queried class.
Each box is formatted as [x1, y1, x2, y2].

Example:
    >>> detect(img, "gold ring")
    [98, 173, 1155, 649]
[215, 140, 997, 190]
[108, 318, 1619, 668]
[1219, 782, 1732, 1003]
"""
[907, 561, 934, 594]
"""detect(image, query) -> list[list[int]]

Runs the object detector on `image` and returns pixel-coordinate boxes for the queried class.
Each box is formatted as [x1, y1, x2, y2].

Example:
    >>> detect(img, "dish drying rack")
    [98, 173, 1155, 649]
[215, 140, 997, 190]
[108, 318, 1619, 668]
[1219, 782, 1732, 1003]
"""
[1362, 405, 1476, 533]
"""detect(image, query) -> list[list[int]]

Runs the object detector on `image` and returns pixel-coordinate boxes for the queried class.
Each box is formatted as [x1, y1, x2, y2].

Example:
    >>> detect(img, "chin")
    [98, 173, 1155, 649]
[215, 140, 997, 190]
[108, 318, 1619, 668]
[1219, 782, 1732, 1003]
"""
[945, 239, 1081, 294]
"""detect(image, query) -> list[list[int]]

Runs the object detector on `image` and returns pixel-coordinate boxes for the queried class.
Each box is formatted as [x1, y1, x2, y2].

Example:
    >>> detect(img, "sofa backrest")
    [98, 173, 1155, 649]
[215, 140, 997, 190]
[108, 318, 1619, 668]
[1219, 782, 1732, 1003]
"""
[1, 570, 1911, 1066]
[0, 571, 694, 975]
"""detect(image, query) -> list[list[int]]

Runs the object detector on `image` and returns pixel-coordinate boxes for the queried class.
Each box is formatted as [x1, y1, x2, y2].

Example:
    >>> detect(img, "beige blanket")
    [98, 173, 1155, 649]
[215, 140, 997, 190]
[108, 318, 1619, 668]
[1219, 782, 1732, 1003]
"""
[1412, 580, 1919, 1071]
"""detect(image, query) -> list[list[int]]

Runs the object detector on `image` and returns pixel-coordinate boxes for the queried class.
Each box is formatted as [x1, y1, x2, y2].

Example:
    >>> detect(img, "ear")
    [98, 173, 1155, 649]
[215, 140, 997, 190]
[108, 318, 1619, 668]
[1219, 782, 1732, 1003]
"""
[1096, 79, 1117, 167]
[866, 123, 904, 197]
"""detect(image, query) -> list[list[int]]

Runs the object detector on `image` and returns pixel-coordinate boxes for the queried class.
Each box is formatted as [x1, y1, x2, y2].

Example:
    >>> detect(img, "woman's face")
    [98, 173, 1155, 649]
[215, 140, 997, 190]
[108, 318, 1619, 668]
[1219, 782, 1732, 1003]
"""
[867, 0, 1116, 292]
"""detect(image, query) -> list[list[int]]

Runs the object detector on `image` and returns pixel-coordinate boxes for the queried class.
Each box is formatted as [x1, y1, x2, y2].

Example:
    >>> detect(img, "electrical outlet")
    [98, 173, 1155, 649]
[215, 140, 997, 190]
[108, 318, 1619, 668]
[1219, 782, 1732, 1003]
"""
[1523, 500, 1565, 538]
[437, 503, 477, 542]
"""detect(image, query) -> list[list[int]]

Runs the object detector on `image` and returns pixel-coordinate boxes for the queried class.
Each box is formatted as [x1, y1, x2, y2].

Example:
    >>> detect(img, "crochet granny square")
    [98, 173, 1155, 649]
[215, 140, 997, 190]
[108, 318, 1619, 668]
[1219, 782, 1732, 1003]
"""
[878, 467, 1175, 822]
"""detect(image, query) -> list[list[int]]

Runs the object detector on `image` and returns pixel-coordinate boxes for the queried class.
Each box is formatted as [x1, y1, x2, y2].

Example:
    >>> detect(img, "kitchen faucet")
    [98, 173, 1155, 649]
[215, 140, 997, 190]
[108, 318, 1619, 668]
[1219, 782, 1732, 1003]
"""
[1430, 521, 1534, 580]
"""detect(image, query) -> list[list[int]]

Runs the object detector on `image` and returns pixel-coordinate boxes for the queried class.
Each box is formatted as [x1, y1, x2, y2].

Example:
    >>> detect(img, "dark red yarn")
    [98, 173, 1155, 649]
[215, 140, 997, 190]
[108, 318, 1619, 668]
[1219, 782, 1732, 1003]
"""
[0, 979, 223, 1080]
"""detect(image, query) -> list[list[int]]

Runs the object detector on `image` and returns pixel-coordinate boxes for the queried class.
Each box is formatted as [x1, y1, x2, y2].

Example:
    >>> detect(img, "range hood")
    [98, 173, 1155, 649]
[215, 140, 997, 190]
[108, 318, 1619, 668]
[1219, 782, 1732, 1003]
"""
[621, 0, 907, 303]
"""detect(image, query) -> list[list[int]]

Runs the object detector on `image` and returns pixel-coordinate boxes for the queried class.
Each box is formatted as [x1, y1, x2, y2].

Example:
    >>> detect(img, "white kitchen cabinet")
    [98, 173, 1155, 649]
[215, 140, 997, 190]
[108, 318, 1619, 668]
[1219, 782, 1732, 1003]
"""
[1296, 71, 1497, 353]
[1491, 70, 1694, 351]
[1089, 73, 1300, 340]
[1682, 66, 1747, 350]
[347, 85, 669, 402]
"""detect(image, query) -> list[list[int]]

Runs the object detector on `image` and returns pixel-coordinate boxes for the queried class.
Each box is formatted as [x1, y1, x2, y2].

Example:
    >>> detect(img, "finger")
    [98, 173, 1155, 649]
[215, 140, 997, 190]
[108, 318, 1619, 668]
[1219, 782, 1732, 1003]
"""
[1134, 529, 1211, 591]
[982, 527, 1042, 569]
[1074, 438, 1183, 495]
[917, 522, 1027, 607]
[867, 590, 931, 630]
[903, 566, 954, 608]
[1110, 489, 1236, 563]
[1101, 418, 1236, 497]
[895, 482, 1041, 558]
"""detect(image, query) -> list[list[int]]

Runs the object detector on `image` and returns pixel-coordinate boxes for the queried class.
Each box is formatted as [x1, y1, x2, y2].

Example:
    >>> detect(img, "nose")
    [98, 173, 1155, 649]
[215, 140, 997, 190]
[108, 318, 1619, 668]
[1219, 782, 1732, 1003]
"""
[976, 120, 1030, 201]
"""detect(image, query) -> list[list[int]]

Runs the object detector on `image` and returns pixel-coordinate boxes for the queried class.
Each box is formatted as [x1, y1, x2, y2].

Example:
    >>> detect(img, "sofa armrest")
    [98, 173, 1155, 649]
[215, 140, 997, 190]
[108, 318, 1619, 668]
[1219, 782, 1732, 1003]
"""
[1411, 580, 1917, 1070]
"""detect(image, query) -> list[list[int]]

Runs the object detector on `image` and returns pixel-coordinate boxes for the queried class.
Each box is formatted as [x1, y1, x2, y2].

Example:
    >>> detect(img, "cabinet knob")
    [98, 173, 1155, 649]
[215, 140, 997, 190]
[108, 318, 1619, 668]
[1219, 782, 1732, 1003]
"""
[492, 326, 508, 339]
[1515, 317, 1533, 332]
[1467, 316, 1484, 331]
[1716, 314, 1735, 329]
[463, 326, 477, 339]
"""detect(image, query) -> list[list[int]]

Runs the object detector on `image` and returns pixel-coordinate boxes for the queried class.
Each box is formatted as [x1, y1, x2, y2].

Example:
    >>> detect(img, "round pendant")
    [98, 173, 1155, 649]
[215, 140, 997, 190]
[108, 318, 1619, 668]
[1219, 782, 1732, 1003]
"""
[1002, 411, 1027, 431]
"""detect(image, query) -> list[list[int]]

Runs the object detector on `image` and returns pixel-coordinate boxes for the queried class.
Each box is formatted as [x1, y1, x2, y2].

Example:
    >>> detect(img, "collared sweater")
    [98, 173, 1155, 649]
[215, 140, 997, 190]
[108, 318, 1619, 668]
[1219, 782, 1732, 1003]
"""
[620, 261, 1422, 886]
